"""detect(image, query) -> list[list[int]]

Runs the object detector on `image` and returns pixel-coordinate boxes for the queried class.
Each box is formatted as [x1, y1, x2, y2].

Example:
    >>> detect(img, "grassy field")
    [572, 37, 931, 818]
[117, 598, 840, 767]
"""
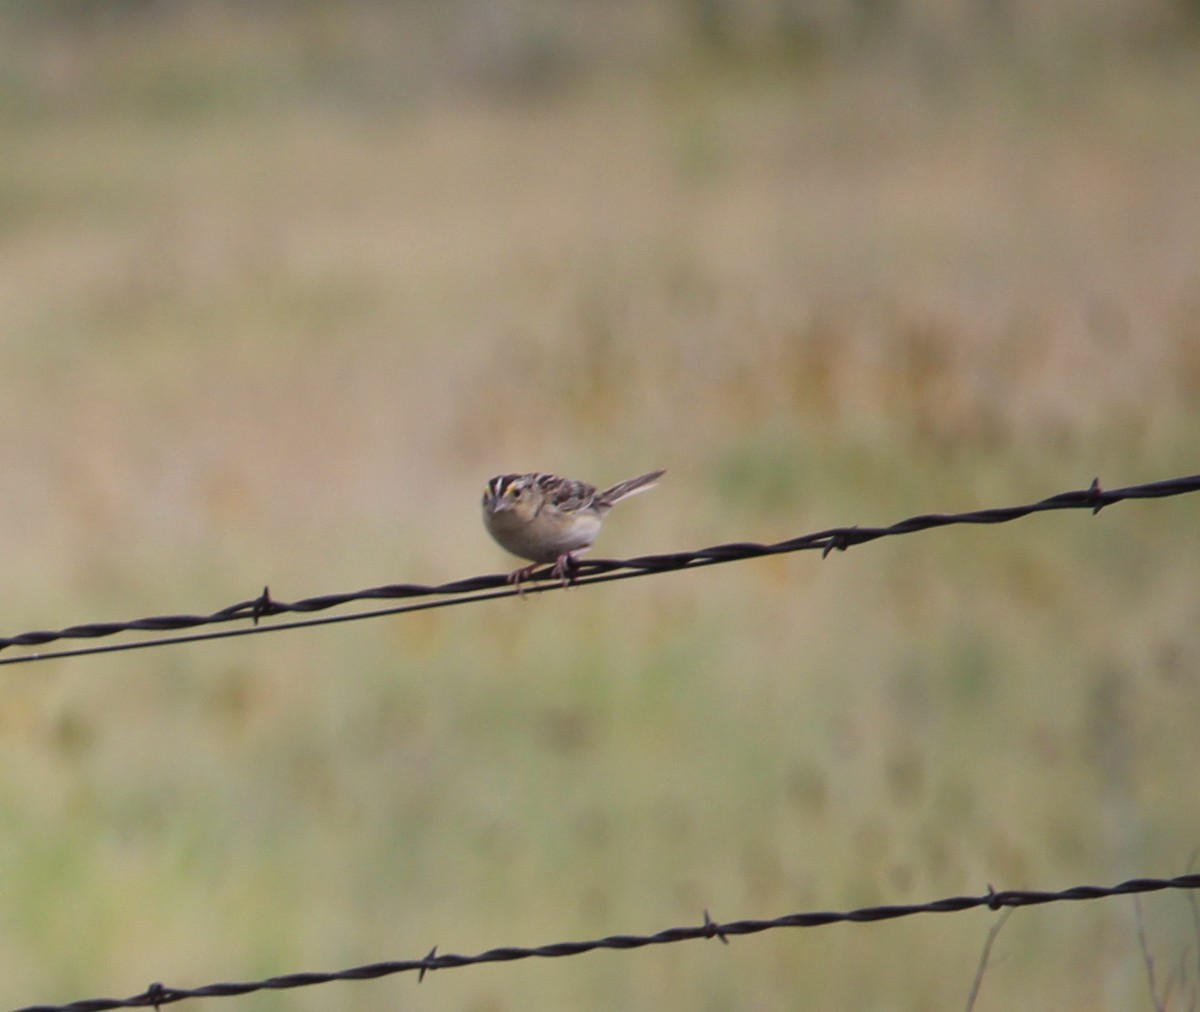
[1, 3, 1199, 1009]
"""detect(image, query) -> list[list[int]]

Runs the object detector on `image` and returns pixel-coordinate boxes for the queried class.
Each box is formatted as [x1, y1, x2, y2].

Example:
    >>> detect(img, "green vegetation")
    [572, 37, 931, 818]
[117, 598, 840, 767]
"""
[0, 3, 1198, 1008]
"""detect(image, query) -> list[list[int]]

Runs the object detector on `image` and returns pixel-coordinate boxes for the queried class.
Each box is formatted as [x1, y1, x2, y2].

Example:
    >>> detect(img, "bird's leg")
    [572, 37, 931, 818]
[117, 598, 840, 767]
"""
[506, 562, 541, 598]
[551, 552, 579, 587]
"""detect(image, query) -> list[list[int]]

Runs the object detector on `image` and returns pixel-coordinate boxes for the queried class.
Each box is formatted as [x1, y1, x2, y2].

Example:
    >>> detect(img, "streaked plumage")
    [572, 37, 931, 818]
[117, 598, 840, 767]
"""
[482, 469, 665, 587]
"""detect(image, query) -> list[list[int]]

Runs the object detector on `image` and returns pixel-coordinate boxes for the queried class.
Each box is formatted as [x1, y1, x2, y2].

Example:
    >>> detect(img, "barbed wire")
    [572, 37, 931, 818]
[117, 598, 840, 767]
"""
[13, 873, 1200, 1011]
[2, 472, 1197, 666]
[8, 479, 1199, 1008]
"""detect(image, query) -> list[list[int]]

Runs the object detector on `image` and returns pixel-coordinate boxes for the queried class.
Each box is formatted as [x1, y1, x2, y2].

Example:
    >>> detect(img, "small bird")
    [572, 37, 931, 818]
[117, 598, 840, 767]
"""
[482, 469, 666, 589]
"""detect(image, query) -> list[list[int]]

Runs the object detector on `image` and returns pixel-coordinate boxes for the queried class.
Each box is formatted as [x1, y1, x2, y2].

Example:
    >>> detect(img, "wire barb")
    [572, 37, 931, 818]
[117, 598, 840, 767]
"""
[703, 909, 729, 945]
[418, 946, 438, 983]
[821, 527, 856, 557]
[1, 472, 1197, 666]
[145, 982, 167, 1011]
[251, 587, 273, 626]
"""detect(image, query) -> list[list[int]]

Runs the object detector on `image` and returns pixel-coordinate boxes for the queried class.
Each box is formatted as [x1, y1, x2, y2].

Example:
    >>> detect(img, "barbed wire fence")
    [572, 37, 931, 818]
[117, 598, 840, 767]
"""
[2, 473, 1198, 666]
[6, 472, 1200, 1011]
[13, 875, 1200, 1012]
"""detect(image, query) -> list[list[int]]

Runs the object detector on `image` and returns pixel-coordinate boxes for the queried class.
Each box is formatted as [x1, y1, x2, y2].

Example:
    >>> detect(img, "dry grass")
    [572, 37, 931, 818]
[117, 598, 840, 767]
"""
[0, 5, 1198, 1010]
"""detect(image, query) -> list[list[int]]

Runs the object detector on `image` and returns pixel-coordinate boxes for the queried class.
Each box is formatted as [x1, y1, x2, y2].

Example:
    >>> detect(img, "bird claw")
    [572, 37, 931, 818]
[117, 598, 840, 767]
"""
[505, 555, 577, 597]
[506, 563, 540, 598]
[551, 553, 578, 587]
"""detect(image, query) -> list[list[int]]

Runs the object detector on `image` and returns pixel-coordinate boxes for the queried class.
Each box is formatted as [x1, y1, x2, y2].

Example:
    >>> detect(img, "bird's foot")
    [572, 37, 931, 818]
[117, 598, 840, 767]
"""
[506, 563, 541, 598]
[551, 553, 579, 587]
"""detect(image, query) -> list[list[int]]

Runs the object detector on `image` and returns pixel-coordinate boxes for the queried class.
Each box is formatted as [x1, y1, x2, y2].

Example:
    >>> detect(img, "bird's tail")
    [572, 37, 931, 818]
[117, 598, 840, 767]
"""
[599, 469, 666, 506]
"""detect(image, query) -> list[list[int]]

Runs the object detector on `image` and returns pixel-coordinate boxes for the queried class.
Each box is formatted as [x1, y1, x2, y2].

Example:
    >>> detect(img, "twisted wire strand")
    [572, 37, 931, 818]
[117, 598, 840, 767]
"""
[2, 473, 1197, 666]
[14, 874, 1200, 1011]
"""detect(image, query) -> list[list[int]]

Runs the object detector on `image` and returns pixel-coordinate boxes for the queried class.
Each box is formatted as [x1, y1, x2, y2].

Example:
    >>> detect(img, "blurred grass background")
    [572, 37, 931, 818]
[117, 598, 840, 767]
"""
[1, 0, 1199, 1008]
